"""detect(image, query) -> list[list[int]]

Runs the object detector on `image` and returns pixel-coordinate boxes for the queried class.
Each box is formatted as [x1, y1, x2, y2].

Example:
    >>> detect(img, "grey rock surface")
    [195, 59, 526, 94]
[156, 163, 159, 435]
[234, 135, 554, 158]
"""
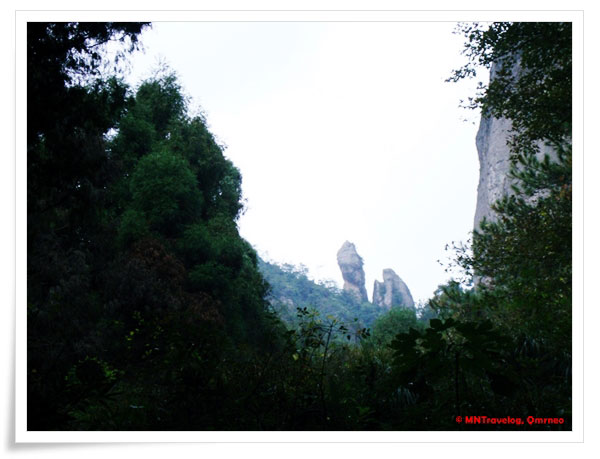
[474, 60, 555, 230]
[336, 241, 368, 302]
[474, 113, 514, 228]
[372, 268, 415, 309]
[372, 280, 385, 307]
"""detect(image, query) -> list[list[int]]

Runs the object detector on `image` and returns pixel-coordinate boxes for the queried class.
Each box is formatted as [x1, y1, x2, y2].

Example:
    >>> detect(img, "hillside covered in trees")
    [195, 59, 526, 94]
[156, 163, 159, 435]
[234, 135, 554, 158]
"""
[26, 22, 571, 431]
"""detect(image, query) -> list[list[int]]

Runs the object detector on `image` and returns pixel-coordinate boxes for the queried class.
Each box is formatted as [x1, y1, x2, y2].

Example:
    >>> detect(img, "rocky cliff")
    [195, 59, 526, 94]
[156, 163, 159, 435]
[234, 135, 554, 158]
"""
[372, 269, 415, 310]
[474, 60, 555, 230]
[336, 241, 369, 302]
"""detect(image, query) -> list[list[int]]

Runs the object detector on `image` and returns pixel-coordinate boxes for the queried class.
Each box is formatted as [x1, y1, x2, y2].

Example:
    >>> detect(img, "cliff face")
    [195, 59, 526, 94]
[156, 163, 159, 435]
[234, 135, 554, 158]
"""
[372, 269, 415, 310]
[336, 241, 369, 302]
[473, 105, 514, 228]
[474, 60, 555, 230]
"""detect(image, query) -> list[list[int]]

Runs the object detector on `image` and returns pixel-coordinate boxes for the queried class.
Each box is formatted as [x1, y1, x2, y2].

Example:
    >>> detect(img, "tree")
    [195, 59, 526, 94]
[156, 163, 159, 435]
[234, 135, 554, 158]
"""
[465, 148, 571, 352]
[449, 22, 572, 348]
[448, 22, 571, 155]
[435, 21, 572, 424]
[371, 307, 420, 346]
[27, 22, 150, 430]
[28, 23, 149, 226]
[128, 150, 203, 235]
[27, 23, 283, 430]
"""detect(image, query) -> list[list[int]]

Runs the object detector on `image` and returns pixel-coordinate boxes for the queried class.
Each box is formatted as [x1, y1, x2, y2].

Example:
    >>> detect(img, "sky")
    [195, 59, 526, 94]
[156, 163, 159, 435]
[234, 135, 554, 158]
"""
[124, 21, 487, 304]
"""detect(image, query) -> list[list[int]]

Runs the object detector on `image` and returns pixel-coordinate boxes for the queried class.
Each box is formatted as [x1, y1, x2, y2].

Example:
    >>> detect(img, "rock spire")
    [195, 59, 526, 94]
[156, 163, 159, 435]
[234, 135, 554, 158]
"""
[372, 268, 415, 309]
[337, 241, 414, 308]
[336, 241, 369, 302]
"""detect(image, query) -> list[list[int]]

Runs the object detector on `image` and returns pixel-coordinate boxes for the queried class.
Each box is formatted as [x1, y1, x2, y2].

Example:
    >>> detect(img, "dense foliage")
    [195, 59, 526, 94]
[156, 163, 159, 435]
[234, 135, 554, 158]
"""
[27, 21, 571, 431]
[27, 22, 282, 430]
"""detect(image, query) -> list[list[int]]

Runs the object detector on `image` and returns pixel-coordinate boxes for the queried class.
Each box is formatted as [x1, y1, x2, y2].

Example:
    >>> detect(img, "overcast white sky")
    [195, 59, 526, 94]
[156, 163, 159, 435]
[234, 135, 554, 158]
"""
[125, 21, 486, 304]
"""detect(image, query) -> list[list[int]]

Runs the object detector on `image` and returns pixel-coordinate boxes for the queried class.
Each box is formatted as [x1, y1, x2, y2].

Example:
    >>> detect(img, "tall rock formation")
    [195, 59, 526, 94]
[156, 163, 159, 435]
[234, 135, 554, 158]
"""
[336, 241, 368, 302]
[372, 269, 415, 310]
[474, 60, 555, 230]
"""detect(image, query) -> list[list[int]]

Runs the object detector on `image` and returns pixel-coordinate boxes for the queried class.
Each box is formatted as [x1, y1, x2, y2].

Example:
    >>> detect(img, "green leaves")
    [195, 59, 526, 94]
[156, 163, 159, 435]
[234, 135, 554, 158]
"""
[135, 71, 187, 138]
[117, 209, 149, 248]
[389, 316, 518, 418]
[28, 27, 286, 429]
[129, 150, 203, 235]
[371, 307, 421, 346]
[450, 22, 572, 153]
[444, 22, 572, 422]
[467, 147, 572, 346]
